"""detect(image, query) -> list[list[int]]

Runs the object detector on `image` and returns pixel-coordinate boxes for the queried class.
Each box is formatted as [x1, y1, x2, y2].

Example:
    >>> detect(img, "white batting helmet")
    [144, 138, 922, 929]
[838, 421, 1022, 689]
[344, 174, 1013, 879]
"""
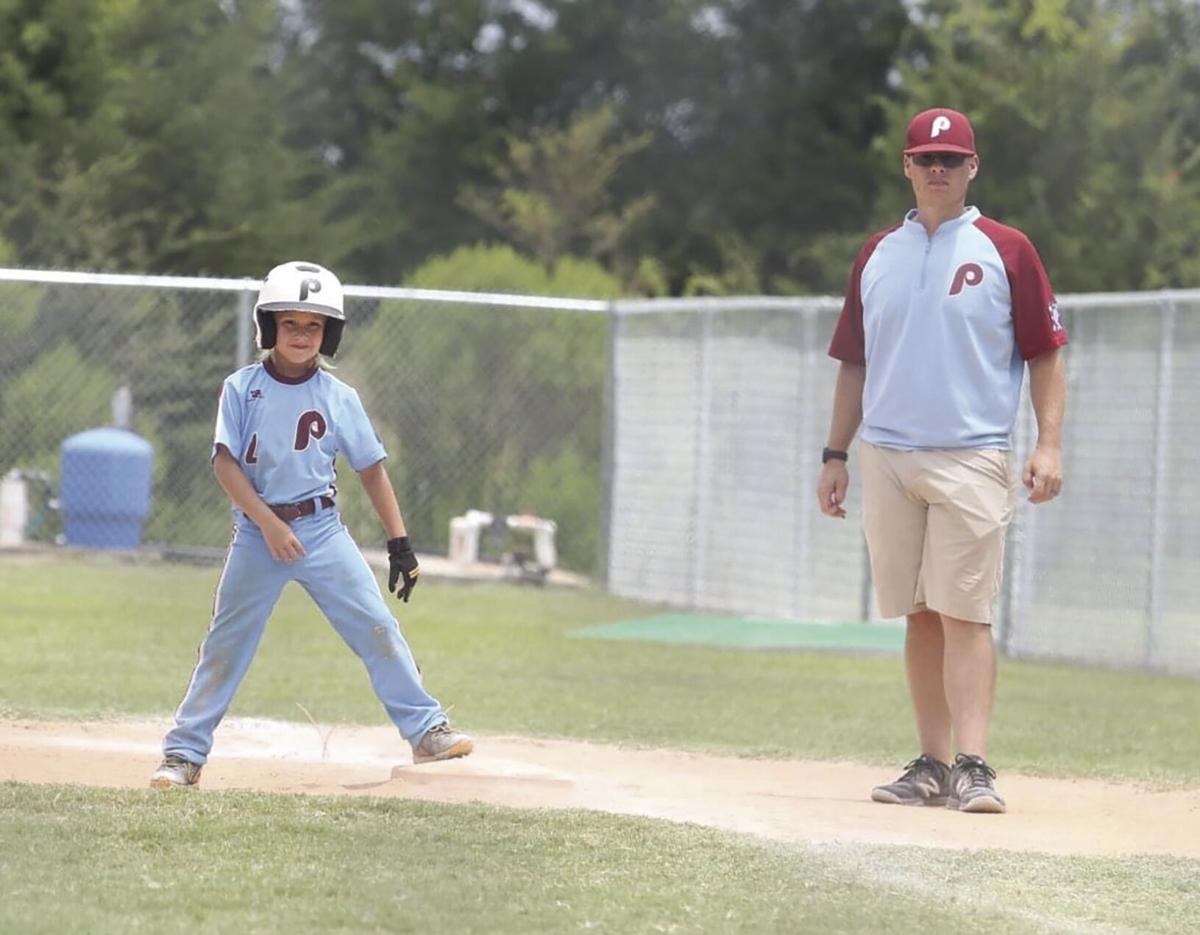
[254, 260, 346, 357]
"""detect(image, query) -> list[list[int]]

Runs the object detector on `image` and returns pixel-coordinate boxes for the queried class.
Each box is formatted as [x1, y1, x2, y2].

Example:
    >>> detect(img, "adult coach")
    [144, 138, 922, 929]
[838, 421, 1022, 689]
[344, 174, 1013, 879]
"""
[816, 108, 1067, 813]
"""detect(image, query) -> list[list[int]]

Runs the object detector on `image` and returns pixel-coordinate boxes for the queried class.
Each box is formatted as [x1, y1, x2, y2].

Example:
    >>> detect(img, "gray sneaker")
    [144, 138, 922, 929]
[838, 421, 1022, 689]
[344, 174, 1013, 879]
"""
[412, 722, 474, 764]
[871, 754, 951, 806]
[149, 755, 202, 789]
[948, 754, 1007, 813]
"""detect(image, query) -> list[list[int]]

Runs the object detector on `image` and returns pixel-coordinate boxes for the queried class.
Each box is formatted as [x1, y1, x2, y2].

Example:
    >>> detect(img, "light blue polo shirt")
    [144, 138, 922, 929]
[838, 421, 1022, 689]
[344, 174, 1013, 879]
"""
[829, 207, 1067, 450]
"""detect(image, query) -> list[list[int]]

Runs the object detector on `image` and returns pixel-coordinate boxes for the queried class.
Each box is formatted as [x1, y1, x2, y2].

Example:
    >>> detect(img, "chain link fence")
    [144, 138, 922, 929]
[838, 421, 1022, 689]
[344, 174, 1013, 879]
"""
[606, 298, 867, 623]
[999, 294, 1200, 675]
[605, 292, 1200, 677]
[0, 269, 608, 574]
[1, 268, 1198, 675]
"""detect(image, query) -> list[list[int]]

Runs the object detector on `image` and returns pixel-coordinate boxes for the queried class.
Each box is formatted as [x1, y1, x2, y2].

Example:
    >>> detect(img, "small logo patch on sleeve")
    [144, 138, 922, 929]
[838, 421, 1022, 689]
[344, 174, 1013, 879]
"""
[1048, 300, 1063, 331]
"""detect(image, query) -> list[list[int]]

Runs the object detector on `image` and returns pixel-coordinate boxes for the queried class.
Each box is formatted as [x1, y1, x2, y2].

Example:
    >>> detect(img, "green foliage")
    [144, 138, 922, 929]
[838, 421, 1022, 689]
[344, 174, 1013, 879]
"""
[0, 343, 114, 463]
[459, 103, 656, 267]
[880, 0, 1200, 290]
[404, 243, 622, 299]
[277, 1, 500, 280]
[509, 445, 601, 573]
[454, 0, 914, 294]
[0, 0, 321, 274]
[4, 0, 1198, 292]
[138, 420, 230, 548]
[350, 245, 615, 571]
[0, 283, 44, 380]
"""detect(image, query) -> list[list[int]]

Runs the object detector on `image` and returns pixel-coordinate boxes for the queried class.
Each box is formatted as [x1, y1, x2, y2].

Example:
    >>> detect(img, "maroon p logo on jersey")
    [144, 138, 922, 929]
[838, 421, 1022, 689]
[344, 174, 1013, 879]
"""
[294, 410, 328, 450]
[949, 262, 984, 295]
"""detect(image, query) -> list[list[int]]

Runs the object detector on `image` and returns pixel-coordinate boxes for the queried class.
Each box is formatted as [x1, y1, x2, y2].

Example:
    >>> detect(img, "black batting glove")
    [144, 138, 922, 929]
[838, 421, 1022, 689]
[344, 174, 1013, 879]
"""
[386, 536, 420, 602]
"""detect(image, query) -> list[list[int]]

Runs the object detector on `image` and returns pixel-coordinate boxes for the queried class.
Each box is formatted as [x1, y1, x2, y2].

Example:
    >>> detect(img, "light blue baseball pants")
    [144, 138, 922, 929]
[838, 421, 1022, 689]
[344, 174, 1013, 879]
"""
[162, 507, 445, 765]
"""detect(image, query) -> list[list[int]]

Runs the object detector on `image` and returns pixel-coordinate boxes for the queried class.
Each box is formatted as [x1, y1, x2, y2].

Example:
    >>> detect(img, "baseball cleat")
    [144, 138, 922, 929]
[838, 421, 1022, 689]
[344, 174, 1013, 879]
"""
[871, 753, 951, 806]
[149, 755, 203, 789]
[947, 753, 1007, 813]
[412, 722, 474, 764]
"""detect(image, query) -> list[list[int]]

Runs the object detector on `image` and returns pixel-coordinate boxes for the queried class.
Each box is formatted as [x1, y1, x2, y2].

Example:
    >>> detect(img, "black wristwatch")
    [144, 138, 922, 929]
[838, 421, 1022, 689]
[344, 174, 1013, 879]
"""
[822, 447, 849, 464]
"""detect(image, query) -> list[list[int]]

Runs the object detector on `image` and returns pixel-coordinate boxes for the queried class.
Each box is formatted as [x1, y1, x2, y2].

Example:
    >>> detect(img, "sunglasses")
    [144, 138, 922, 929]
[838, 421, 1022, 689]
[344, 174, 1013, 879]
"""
[910, 152, 969, 168]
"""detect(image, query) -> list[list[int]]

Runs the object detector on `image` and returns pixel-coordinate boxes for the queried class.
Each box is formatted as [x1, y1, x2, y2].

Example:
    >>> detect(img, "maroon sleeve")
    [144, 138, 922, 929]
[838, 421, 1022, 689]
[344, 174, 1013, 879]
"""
[829, 228, 892, 365]
[975, 217, 1068, 360]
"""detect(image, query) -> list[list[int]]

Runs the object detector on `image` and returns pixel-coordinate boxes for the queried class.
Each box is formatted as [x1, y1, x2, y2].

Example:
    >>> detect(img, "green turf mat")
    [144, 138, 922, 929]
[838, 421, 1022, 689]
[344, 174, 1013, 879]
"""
[576, 614, 904, 652]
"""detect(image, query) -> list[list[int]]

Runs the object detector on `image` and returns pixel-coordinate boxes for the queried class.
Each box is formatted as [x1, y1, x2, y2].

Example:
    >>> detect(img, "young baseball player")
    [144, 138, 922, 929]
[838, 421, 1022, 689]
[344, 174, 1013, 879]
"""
[150, 260, 472, 788]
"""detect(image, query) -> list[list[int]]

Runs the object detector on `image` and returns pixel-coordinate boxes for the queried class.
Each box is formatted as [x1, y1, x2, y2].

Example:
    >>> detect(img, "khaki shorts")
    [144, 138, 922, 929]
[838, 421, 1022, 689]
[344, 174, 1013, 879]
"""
[859, 442, 1016, 624]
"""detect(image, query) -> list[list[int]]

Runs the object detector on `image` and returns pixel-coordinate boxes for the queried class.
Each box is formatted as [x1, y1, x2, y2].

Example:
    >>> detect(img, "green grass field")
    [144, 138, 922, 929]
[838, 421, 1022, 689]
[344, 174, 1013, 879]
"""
[2, 552, 1199, 934]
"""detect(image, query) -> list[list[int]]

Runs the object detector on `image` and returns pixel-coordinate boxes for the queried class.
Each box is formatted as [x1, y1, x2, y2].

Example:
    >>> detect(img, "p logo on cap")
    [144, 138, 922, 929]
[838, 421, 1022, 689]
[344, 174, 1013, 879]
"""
[905, 108, 977, 156]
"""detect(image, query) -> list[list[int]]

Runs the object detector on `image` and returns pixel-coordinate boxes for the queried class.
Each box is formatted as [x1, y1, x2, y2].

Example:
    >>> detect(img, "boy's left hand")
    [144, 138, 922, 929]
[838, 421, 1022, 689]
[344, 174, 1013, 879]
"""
[387, 536, 420, 602]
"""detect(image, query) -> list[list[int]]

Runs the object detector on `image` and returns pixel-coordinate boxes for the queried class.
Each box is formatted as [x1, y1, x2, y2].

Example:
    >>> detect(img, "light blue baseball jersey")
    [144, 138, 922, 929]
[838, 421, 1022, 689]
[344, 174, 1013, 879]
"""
[212, 357, 387, 508]
[829, 206, 1068, 450]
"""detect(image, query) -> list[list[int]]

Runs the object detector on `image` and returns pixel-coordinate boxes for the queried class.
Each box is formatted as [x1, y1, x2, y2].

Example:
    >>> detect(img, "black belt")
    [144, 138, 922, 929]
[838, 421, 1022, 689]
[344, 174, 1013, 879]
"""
[269, 495, 335, 522]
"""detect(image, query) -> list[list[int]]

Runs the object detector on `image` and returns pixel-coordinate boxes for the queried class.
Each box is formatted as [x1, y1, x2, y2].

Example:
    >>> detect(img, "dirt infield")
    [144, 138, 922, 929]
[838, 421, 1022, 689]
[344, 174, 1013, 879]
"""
[3, 717, 1197, 858]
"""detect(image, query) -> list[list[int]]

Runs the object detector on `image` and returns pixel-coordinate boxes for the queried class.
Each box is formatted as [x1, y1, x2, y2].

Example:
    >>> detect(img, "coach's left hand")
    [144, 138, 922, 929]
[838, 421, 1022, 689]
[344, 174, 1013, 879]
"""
[1022, 445, 1063, 504]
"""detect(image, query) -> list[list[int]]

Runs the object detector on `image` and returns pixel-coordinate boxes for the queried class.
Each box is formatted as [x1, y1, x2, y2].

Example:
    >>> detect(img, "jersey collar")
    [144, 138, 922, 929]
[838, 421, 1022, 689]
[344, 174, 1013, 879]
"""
[263, 357, 320, 385]
[903, 205, 981, 236]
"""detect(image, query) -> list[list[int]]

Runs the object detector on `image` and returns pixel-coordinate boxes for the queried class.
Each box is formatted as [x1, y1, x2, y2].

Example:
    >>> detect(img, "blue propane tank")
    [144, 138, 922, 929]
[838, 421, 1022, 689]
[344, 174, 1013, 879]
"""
[59, 427, 154, 549]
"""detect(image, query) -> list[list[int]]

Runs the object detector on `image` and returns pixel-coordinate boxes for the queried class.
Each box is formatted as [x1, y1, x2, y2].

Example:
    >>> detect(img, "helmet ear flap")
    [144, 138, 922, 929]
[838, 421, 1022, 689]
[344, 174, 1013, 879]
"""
[320, 319, 344, 357]
[255, 309, 278, 350]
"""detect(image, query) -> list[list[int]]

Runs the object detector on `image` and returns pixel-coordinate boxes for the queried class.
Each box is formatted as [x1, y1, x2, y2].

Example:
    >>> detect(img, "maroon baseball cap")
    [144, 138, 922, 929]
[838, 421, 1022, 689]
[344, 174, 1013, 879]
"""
[904, 108, 977, 156]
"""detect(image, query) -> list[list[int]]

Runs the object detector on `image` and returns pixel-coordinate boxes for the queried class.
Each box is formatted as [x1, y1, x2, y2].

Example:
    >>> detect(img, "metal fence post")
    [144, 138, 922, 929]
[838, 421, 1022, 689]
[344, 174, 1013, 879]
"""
[689, 308, 715, 606]
[1003, 374, 1040, 657]
[859, 540, 874, 622]
[236, 287, 253, 369]
[597, 301, 618, 588]
[1146, 297, 1176, 669]
[792, 309, 819, 621]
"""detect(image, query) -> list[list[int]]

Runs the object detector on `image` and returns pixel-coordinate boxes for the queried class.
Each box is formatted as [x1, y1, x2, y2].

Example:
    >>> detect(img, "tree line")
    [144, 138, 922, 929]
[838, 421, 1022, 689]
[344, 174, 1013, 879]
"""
[2, 0, 1198, 296]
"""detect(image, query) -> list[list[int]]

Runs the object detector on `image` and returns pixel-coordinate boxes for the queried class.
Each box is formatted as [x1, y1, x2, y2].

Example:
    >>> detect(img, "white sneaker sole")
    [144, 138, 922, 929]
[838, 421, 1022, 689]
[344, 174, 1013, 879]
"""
[949, 795, 1006, 813]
